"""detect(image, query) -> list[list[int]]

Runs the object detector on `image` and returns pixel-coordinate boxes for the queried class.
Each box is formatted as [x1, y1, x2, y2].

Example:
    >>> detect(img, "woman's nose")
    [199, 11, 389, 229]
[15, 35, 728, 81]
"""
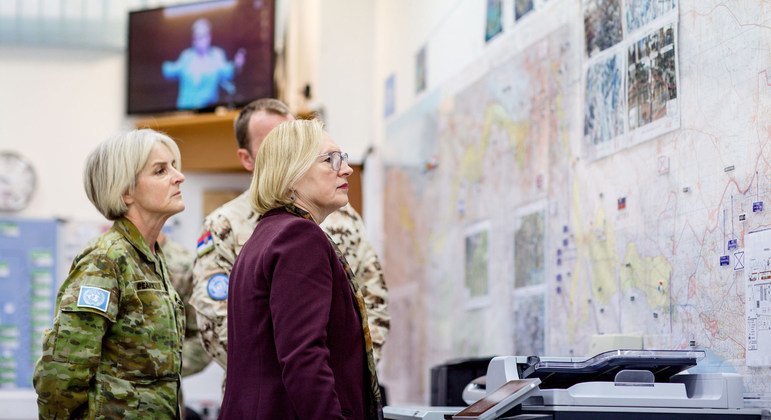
[339, 161, 353, 177]
[173, 167, 185, 184]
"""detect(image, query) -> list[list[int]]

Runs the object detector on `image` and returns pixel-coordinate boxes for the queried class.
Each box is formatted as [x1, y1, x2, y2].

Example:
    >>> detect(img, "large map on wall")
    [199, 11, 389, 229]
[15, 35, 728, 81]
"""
[380, 0, 771, 404]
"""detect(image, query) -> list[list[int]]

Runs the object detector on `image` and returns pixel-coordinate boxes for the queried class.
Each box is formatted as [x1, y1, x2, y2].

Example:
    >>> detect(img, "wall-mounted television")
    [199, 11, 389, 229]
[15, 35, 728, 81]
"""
[127, 0, 275, 115]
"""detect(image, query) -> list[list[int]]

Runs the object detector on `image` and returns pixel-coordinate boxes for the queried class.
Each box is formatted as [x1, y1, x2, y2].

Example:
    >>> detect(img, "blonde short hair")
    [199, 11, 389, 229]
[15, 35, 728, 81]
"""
[84, 129, 181, 220]
[250, 119, 324, 214]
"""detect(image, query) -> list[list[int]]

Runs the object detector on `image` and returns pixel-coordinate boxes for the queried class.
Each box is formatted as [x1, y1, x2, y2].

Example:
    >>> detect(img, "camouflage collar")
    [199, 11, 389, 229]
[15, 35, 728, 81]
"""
[113, 218, 163, 263]
[258, 204, 316, 223]
[283, 203, 316, 221]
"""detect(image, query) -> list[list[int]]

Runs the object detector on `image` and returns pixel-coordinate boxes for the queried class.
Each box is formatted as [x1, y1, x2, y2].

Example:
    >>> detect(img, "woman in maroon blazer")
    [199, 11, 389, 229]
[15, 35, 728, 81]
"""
[219, 119, 382, 419]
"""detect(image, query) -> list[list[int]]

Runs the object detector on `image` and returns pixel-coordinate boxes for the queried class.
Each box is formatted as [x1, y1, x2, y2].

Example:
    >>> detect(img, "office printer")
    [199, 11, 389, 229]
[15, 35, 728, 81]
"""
[385, 349, 768, 419]
[484, 349, 746, 409]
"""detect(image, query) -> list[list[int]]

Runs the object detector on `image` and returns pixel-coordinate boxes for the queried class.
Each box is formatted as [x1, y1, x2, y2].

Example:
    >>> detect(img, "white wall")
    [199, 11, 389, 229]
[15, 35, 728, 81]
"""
[317, 0, 374, 164]
[284, 0, 320, 112]
[0, 45, 253, 248]
[0, 46, 130, 222]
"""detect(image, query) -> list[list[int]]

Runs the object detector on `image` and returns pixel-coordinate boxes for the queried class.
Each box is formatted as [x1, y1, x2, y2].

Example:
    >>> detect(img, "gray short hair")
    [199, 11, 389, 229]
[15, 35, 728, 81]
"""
[83, 129, 181, 220]
[250, 119, 323, 214]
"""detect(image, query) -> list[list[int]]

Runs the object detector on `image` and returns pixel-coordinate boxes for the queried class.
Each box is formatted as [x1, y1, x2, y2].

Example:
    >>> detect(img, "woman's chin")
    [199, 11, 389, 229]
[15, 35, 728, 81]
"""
[166, 203, 186, 217]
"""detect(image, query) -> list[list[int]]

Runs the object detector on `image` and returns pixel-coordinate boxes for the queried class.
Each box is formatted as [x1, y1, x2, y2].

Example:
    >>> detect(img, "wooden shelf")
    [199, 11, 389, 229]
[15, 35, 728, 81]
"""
[135, 111, 244, 172]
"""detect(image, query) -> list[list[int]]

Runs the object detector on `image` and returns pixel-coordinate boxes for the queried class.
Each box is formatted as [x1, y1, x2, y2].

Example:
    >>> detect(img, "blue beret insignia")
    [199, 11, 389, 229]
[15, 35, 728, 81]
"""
[207, 274, 229, 301]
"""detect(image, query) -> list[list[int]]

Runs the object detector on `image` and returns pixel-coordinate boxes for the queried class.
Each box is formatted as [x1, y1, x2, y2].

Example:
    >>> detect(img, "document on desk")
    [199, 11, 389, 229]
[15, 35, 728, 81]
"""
[745, 228, 771, 366]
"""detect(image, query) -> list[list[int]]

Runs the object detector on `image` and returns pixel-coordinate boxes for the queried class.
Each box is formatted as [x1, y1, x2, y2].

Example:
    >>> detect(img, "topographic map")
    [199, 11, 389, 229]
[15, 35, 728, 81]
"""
[379, 0, 770, 405]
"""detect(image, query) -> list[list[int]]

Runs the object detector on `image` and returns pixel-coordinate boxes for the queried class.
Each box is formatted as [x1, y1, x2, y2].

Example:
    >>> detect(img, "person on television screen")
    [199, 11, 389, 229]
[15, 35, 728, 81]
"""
[162, 18, 246, 110]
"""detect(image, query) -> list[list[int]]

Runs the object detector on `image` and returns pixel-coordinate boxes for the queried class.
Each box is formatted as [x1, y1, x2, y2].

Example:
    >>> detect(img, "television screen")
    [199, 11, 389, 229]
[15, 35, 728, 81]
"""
[127, 0, 275, 115]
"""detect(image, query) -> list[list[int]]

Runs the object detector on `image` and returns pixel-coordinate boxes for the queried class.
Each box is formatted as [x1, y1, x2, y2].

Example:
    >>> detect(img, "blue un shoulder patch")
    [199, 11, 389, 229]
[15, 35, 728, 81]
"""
[77, 286, 111, 312]
[207, 274, 229, 301]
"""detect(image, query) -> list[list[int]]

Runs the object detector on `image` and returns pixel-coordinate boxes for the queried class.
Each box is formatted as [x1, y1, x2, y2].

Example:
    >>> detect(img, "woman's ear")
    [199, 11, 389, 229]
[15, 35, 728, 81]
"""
[122, 190, 135, 206]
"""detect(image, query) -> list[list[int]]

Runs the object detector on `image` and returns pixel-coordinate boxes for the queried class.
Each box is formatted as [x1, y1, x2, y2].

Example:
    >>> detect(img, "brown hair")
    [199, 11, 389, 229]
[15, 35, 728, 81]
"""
[234, 98, 291, 150]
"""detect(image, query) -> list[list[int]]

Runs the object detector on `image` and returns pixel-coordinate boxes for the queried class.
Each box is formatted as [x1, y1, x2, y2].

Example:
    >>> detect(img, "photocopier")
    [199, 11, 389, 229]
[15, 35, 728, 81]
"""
[384, 349, 770, 419]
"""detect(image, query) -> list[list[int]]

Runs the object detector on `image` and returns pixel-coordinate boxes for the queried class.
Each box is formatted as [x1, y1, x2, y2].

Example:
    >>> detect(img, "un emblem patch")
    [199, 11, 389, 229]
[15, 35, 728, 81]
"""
[77, 286, 111, 312]
[207, 274, 229, 301]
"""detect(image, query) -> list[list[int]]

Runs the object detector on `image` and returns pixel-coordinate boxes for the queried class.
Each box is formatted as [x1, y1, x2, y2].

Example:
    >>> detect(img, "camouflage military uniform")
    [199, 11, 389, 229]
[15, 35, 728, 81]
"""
[161, 239, 211, 377]
[190, 191, 390, 368]
[33, 218, 185, 419]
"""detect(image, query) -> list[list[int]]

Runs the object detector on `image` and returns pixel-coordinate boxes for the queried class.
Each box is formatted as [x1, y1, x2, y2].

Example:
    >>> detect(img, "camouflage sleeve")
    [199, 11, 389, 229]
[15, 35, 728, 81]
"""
[351, 225, 390, 365]
[33, 254, 119, 419]
[189, 214, 236, 369]
[325, 206, 390, 364]
[164, 241, 212, 376]
[180, 333, 211, 377]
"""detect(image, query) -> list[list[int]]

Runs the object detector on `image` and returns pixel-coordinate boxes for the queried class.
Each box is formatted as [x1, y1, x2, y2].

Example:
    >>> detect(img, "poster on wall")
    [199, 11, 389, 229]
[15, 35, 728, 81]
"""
[465, 221, 491, 309]
[626, 22, 679, 145]
[485, 0, 503, 42]
[582, 1, 679, 160]
[0, 219, 58, 389]
[512, 292, 545, 355]
[583, 53, 625, 159]
[625, 0, 678, 35]
[514, 209, 546, 289]
[384, 73, 396, 118]
[415, 47, 427, 94]
[511, 205, 547, 356]
[583, 0, 622, 58]
[514, 0, 534, 21]
[745, 228, 771, 367]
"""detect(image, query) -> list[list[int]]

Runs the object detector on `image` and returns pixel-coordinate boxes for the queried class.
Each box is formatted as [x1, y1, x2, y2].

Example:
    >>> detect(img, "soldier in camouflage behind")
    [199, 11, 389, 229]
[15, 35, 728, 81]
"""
[190, 98, 390, 371]
[159, 232, 211, 378]
[159, 231, 212, 419]
[33, 129, 187, 419]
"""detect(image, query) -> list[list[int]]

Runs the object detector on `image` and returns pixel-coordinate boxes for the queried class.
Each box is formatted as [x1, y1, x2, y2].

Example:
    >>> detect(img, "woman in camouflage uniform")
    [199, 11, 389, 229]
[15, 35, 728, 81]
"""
[33, 129, 187, 419]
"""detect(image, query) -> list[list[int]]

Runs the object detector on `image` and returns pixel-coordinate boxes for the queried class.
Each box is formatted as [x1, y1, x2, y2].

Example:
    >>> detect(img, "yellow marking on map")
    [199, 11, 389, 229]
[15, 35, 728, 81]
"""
[620, 242, 672, 310]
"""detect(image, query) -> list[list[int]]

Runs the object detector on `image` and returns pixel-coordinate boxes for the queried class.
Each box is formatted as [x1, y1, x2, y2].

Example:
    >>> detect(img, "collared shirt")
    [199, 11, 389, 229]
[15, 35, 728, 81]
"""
[34, 218, 185, 419]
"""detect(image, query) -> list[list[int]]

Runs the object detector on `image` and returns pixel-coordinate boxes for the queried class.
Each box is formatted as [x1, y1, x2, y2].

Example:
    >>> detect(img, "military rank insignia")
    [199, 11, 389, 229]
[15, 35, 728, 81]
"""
[207, 274, 229, 300]
[197, 230, 214, 256]
[77, 286, 110, 312]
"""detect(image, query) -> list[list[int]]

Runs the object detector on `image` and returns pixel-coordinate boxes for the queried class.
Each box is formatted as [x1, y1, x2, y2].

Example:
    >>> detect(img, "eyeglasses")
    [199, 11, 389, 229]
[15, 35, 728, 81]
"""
[318, 151, 349, 172]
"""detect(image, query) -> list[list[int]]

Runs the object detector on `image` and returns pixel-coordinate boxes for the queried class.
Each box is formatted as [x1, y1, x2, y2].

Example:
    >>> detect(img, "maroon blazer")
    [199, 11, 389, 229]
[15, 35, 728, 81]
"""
[219, 208, 367, 419]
